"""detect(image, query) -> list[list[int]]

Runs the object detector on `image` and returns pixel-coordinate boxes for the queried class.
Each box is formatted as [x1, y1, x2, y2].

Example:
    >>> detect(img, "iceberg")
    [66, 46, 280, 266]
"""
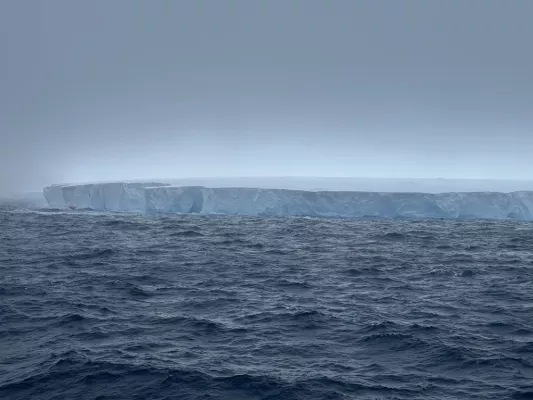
[43, 182, 167, 211]
[43, 182, 533, 220]
[43, 185, 67, 208]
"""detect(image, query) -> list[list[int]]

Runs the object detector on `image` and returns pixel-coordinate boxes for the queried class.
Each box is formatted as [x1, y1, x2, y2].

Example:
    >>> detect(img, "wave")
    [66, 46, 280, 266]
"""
[3, 211, 533, 399]
[169, 230, 204, 238]
[0, 354, 432, 400]
[67, 248, 115, 261]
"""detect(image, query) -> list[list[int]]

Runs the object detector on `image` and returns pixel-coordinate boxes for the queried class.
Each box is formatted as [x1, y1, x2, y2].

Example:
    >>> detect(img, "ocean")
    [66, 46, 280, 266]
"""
[1, 210, 532, 399]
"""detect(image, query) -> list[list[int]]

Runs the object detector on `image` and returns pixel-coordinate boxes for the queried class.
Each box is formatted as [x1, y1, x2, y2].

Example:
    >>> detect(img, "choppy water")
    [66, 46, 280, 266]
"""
[1, 210, 533, 399]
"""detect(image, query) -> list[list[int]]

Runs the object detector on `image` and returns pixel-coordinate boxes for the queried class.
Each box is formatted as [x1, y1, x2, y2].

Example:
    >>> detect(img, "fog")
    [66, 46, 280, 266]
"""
[2, 0, 533, 194]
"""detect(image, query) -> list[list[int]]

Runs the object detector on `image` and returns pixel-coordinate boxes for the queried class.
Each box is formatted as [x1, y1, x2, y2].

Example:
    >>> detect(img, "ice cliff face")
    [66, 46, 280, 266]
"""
[43, 182, 533, 220]
[43, 182, 167, 211]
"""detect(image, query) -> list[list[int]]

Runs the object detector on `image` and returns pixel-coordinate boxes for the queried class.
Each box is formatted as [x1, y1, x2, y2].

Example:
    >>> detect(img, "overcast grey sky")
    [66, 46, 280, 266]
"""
[1, 0, 533, 193]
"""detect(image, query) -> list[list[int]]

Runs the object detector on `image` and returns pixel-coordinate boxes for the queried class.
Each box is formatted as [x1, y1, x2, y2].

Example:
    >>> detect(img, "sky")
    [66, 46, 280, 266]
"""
[1, 0, 533, 193]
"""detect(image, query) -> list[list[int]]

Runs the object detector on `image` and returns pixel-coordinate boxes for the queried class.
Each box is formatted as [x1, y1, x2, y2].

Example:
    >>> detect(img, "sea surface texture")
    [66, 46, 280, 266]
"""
[1, 210, 533, 399]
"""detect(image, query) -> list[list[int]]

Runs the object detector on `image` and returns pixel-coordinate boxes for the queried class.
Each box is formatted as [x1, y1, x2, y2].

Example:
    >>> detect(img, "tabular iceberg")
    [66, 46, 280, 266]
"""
[44, 182, 167, 212]
[43, 182, 533, 220]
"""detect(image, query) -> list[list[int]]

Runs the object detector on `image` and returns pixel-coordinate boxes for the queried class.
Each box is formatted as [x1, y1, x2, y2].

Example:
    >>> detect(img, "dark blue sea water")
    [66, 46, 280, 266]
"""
[1, 210, 533, 399]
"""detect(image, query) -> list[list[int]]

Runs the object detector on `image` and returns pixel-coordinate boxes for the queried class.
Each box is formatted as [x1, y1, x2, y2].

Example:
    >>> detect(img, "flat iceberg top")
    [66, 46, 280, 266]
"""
[45, 177, 533, 193]
[42, 181, 533, 221]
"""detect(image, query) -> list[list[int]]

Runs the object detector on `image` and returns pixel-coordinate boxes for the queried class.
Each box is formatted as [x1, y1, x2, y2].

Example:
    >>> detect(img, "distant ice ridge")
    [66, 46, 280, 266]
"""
[42, 181, 533, 220]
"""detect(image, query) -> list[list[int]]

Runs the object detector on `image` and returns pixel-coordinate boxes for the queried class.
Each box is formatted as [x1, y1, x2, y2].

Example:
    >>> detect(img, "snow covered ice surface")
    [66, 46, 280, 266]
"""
[42, 181, 533, 220]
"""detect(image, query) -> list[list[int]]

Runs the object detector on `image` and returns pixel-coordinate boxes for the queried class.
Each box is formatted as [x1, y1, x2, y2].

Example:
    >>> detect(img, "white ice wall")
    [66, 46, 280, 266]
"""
[43, 182, 533, 220]
[44, 182, 168, 212]
[43, 185, 67, 208]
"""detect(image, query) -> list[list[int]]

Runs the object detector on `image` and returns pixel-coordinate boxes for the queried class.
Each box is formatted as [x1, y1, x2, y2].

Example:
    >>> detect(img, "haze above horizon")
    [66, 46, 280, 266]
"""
[2, 0, 533, 194]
